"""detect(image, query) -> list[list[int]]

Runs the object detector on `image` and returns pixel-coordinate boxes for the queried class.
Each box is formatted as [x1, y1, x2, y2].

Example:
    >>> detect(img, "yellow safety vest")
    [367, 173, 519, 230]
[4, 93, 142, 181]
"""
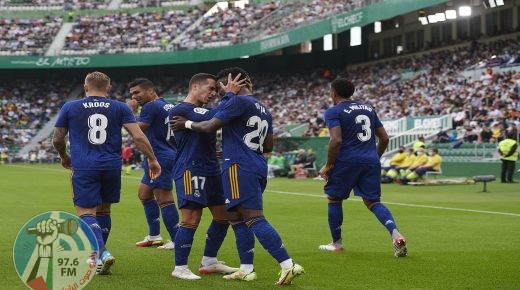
[413, 141, 426, 152]
[498, 139, 518, 161]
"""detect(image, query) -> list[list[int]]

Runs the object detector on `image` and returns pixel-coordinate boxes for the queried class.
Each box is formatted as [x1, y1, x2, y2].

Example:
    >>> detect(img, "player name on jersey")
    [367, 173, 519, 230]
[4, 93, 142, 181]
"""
[344, 104, 373, 114]
[255, 103, 267, 115]
[82, 101, 110, 109]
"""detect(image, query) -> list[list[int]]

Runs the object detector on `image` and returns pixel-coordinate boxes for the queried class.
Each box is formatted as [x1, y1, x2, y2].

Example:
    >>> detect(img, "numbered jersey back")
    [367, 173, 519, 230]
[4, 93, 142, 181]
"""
[138, 98, 175, 157]
[324, 100, 383, 164]
[214, 94, 272, 177]
[55, 96, 136, 170]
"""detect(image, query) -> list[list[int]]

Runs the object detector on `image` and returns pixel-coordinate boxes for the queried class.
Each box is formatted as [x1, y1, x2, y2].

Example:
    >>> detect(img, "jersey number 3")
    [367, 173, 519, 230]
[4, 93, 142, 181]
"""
[88, 113, 108, 145]
[243, 116, 268, 152]
[355, 115, 371, 142]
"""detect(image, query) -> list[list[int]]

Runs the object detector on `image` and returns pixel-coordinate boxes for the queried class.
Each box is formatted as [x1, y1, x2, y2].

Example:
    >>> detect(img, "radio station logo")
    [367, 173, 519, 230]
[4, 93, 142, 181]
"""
[13, 211, 99, 290]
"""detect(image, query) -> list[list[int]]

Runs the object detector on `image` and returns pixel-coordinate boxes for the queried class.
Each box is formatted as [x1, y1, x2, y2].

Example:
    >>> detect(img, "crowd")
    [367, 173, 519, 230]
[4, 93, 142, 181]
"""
[178, 1, 279, 50]
[0, 17, 62, 56]
[258, 37, 520, 137]
[0, 0, 109, 10]
[242, 0, 365, 41]
[3, 35, 520, 159]
[63, 9, 203, 54]
[0, 80, 71, 160]
[120, 0, 188, 9]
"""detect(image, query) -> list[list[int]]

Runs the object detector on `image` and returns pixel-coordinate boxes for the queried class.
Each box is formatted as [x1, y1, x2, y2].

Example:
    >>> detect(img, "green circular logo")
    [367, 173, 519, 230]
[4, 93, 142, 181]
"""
[13, 211, 99, 290]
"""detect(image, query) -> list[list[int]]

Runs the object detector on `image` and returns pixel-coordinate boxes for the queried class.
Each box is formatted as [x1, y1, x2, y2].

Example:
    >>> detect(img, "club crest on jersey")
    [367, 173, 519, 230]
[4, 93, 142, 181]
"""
[194, 108, 209, 114]
[163, 104, 175, 111]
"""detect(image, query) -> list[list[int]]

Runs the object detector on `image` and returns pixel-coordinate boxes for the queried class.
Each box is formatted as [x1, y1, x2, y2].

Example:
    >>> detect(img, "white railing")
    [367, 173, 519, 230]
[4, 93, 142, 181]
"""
[382, 115, 453, 158]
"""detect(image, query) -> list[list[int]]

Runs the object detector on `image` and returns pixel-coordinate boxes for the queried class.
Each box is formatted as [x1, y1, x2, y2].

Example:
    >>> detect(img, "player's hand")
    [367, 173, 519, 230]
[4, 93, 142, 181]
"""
[126, 99, 139, 113]
[220, 73, 246, 94]
[216, 151, 223, 160]
[60, 154, 71, 169]
[147, 158, 161, 180]
[169, 116, 187, 131]
[319, 165, 333, 181]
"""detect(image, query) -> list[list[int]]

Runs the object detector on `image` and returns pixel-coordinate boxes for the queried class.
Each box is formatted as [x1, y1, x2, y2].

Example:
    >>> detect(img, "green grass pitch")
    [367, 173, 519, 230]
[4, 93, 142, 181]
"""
[2, 164, 520, 289]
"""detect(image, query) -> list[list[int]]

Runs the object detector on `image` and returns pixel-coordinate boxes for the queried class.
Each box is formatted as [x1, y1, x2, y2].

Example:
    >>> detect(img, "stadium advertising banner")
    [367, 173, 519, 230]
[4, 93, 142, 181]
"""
[0, 0, 449, 69]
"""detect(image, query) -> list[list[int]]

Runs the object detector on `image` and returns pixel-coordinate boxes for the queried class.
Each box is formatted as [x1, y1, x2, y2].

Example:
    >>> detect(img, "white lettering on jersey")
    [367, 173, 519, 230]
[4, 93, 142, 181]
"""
[83, 102, 110, 109]
[194, 108, 209, 114]
[343, 104, 373, 114]
[255, 103, 267, 114]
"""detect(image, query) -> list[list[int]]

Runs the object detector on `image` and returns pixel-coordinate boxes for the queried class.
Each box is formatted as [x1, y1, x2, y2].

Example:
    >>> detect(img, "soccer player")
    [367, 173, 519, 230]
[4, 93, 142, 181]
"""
[169, 73, 249, 280]
[318, 78, 407, 257]
[170, 68, 304, 285]
[53, 71, 161, 275]
[127, 79, 179, 250]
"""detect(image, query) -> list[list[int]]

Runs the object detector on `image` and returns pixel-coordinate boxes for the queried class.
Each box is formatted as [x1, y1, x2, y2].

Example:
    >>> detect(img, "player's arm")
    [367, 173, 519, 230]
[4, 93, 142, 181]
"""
[137, 122, 150, 132]
[123, 123, 161, 178]
[319, 126, 342, 181]
[325, 126, 342, 168]
[375, 126, 389, 158]
[191, 117, 226, 133]
[263, 133, 273, 153]
[170, 116, 225, 133]
[52, 127, 71, 169]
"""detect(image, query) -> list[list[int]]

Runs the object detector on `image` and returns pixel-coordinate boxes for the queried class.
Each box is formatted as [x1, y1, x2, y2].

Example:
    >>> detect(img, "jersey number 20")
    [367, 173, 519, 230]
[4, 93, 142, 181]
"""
[88, 113, 108, 145]
[243, 116, 268, 152]
[355, 115, 371, 142]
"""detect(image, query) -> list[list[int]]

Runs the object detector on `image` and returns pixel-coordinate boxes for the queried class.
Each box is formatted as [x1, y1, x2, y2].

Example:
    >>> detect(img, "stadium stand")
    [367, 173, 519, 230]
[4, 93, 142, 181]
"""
[0, 0, 109, 10]
[178, 1, 279, 49]
[241, 0, 368, 41]
[62, 9, 204, 54]
[120, 0, 189, 9]
[0, 17, 63, 56]
[0, 79, 71, 159]
[1, 0, 519, 162]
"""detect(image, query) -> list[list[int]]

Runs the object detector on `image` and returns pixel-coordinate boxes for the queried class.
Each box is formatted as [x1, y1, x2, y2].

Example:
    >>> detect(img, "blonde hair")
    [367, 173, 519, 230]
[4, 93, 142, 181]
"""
[85, 71, 111, 90]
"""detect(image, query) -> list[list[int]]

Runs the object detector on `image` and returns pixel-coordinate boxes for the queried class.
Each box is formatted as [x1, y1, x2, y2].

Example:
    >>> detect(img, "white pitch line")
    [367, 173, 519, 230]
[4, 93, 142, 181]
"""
[7, 165, 520, 217]
[265, 190, 520, 217]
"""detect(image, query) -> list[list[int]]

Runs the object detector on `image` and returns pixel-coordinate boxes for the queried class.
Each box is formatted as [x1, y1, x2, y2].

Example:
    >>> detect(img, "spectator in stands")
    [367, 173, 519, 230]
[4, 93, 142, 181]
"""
[478, 124, 493, 143]
[498, 132, 518, 183]
[0, 17, 63, 56]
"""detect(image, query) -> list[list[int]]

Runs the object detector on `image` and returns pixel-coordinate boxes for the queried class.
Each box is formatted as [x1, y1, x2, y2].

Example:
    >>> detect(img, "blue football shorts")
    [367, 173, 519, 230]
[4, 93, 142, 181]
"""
[71, 169, 121, 208]
[174, 171, 225, 209]
[324, 161, 381, 202]
[222, 163, 266, 211]
[141, 156, 174, 190]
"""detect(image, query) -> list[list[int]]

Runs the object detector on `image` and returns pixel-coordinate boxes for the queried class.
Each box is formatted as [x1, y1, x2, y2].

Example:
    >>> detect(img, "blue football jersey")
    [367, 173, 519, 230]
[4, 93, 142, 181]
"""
[214, 93, 272, 177]
[138, 98, 176, 157]
[169, 102, 220, 179]
[324, 100, 383, 164]
[55, 96, 136, 170]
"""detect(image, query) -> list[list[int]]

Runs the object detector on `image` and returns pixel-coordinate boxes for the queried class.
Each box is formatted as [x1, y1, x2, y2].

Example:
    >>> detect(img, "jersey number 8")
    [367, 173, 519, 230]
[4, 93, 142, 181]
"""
[88, 113, 108, 145]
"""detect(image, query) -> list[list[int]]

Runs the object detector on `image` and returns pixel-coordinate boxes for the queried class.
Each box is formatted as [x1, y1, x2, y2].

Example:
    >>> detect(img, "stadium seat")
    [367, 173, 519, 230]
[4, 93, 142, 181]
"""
[425, 166, 442, 179]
